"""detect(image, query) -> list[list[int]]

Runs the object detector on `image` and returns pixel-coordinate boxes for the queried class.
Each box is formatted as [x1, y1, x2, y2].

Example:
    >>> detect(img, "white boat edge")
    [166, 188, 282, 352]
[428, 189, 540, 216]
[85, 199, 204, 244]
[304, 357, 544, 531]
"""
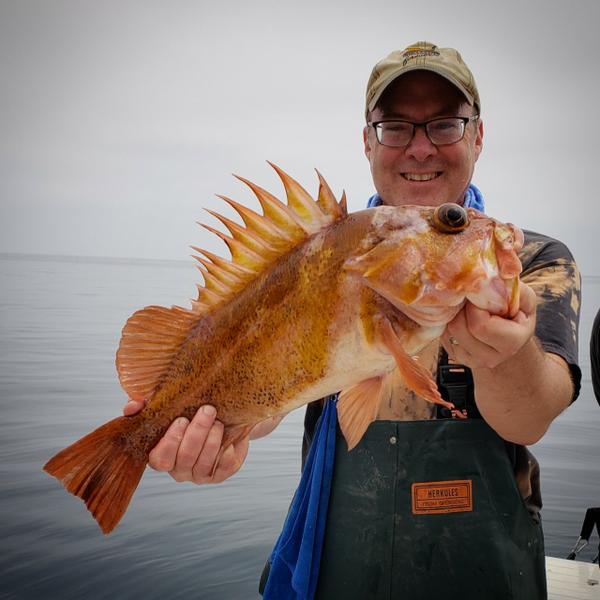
[546, 556, 599, 599]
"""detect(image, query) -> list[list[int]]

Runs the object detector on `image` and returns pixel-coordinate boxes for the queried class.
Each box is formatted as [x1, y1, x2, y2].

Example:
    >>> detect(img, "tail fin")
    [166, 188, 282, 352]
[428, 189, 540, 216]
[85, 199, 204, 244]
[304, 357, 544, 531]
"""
[43, 416, 147, 534]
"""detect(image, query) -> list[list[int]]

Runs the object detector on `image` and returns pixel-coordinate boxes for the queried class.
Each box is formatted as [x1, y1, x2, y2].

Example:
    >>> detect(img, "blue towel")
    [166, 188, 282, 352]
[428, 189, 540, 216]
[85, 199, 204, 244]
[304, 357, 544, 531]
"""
[263, 184, 485, 599]
[463, 183, 485, 211]
[262, 397, 338, 600]
[367, 183, 485, 212]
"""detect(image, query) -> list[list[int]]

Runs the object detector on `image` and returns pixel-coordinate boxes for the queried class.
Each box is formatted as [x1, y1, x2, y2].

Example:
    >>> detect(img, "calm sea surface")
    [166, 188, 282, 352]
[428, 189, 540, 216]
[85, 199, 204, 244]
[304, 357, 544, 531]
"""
[1, 253, 599, 599]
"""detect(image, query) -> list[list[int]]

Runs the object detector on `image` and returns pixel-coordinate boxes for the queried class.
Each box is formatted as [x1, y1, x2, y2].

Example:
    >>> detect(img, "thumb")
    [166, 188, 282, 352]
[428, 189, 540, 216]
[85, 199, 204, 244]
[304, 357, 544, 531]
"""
[123, 398, 146, 416]
[517, 281, 537, 318]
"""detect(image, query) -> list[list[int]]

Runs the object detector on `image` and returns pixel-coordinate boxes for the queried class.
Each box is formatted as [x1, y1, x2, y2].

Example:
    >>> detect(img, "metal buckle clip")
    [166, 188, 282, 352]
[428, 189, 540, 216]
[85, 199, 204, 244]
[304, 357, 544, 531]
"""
[436, 364, 479, 419]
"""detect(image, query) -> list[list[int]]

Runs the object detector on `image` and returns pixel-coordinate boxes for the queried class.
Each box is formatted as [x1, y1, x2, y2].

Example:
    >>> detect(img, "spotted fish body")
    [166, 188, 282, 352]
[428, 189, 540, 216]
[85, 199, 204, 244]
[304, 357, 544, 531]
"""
[44, 164, 523, 533]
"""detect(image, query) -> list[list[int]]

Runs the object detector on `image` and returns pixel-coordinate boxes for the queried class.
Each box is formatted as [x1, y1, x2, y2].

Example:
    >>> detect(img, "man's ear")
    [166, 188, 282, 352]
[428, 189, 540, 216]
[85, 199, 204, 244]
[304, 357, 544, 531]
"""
[474, 118, 484, 162]
[363, 125, 372, 159]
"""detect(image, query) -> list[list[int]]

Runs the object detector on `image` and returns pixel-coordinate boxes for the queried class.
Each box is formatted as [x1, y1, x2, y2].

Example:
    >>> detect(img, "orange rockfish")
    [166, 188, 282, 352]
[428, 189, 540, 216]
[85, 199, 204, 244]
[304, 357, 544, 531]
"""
[44, 163, 523, 533]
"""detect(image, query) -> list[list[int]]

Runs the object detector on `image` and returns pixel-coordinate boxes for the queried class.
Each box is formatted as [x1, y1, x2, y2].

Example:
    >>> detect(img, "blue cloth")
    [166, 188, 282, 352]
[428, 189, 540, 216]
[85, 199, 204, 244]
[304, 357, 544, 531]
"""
[367, 183, 485, 212]
[463, 183, 485, 211]
[263, 183, 485, 599]
[262, 397, 338, 600]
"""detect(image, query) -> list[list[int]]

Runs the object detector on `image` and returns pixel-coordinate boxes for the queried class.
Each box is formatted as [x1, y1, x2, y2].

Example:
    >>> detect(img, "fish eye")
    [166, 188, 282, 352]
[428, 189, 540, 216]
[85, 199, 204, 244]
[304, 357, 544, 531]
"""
[432, 203, 469, 233]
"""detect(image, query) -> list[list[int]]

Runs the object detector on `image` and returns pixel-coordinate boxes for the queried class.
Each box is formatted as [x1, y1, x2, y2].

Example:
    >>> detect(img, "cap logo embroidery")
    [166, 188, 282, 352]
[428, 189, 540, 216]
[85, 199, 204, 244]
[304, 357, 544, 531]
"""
[402, 45, 440, 66]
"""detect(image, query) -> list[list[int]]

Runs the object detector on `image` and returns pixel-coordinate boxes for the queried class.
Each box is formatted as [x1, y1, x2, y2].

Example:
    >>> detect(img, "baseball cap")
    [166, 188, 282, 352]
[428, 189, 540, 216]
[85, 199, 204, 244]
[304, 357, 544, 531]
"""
[365, 41, 480, 118]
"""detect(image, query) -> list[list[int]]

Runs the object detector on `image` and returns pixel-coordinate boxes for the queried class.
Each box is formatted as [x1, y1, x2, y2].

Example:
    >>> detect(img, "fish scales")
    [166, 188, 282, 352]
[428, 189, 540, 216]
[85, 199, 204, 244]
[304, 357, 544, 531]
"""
[44, 164, 523, 533]
[131, 213, 372, 444]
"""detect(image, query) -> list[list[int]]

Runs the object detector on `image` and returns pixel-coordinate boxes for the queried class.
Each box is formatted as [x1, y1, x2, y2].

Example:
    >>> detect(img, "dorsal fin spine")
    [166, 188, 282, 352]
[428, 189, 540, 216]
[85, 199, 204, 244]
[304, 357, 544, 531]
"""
[316, 169, 345, 219]
[192, 247, 255, 278]
[196, 266, 231, 296]
[205, 208, 279, 258]
[197, 285, 223, 306]
[199, 224, 267, 270]
[218, 195, 290, 246]
[192, 255, 243, 288]
[190, 300, 210, 314]
[268, 162, 329, 230]
[234, 174, 308, 236]
[339, 190, 348, 214]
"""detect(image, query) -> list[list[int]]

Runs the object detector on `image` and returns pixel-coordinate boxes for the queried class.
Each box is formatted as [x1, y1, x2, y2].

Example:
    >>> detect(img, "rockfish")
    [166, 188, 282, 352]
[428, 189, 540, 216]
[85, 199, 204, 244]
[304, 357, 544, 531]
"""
[44, 163, 523, 534]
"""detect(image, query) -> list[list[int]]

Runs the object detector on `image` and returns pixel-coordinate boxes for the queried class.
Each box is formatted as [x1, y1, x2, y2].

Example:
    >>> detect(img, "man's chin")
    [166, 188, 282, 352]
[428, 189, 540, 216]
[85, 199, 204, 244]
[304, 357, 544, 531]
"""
[384, 194, 453, 208]
[384, 181, 465, 207]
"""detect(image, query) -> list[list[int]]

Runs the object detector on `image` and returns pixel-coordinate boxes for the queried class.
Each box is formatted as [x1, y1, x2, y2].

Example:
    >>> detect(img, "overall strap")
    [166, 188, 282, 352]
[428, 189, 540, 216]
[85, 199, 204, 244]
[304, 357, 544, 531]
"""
[436, 350, 519, 468]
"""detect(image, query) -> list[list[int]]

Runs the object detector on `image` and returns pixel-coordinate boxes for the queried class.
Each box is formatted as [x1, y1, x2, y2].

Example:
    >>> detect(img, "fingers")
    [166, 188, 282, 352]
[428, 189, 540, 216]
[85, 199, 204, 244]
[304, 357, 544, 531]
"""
[442, 308, 481, 364]
[123, 398, 146, 416]
[187, 423, 224, 483]
[147, 405, 250, 485]
[443, 306, 508, 367]
[211, 436, 250, 484]
[148, 417, 189, 472]
[517, 281, 538, 317]
[442, 285, 537, 369]
[170, 405, 220, 480]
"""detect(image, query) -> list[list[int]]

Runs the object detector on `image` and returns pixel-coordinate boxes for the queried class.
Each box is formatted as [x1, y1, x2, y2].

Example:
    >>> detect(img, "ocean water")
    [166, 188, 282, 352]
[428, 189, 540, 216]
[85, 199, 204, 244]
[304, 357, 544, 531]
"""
[1, 253, 598, 599]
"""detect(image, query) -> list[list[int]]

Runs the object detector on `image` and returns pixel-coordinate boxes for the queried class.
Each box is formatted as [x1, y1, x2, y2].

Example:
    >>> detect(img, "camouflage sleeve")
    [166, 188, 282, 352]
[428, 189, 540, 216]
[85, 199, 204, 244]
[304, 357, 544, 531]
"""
[519, 231, 582, 401]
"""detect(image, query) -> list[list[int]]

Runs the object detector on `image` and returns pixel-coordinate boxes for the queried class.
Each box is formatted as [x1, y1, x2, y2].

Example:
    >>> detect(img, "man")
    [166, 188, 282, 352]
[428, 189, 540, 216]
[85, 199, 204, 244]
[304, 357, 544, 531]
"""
[592, 308, 600, 405]
[125, 42, 581, 598]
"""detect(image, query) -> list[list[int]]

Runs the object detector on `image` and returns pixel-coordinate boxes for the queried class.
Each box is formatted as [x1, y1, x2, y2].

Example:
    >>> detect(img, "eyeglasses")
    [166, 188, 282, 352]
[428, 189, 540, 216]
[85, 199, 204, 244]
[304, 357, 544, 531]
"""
[368, 116, 479, 147]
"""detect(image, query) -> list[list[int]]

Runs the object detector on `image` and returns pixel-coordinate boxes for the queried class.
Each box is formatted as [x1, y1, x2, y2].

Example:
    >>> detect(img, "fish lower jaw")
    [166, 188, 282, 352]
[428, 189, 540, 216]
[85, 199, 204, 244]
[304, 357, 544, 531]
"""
[466, 276, 513, 317]
[393, 302, 463, 328]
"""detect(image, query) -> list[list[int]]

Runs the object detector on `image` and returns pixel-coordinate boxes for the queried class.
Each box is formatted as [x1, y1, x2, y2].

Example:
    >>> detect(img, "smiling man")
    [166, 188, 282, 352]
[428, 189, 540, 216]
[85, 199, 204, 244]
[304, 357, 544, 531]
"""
[364, 70, 482, 207]
[125, 42, 582, 599]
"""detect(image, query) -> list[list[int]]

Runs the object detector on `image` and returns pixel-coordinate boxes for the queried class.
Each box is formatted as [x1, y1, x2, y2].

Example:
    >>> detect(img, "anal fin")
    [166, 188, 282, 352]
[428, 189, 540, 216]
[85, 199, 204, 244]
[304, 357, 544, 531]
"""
[379, 319, 453, 411]
[338, 375, 392, 451]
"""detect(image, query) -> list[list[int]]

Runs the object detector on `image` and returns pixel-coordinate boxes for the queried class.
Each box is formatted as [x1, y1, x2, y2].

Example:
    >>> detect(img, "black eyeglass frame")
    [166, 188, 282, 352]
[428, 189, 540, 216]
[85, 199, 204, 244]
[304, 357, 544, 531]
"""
[368, 115, 480, 147]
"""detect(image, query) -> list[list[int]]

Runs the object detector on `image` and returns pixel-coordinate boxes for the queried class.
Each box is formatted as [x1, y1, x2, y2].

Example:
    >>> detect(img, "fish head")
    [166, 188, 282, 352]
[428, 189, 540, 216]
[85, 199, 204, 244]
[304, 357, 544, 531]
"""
[344, 203, 523, 327]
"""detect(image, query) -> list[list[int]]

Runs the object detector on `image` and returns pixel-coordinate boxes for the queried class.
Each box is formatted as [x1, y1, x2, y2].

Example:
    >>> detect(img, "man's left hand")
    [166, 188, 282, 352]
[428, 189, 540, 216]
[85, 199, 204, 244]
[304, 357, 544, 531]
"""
[442, 281, 537, 369]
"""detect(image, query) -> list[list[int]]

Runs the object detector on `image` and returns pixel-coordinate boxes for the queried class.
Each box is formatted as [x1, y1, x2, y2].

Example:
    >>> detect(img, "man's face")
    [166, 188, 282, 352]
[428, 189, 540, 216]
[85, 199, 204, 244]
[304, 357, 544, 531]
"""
[363, 71, 483, 207]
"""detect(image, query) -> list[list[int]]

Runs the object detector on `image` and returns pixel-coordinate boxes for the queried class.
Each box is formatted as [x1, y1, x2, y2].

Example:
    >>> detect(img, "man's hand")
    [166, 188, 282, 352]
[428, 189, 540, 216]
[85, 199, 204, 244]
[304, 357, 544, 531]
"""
[441, 281, 537, 369]
[441, 280, 572, 445]
[123, 400, 282, 484]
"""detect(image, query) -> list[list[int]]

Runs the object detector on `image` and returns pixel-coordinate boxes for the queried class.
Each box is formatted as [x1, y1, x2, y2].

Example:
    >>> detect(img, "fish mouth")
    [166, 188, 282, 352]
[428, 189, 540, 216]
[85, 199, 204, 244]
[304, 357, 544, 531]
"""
[401, 172, 442, 182]
[467, 277, 511, 315]
[463, 230, 522, 318]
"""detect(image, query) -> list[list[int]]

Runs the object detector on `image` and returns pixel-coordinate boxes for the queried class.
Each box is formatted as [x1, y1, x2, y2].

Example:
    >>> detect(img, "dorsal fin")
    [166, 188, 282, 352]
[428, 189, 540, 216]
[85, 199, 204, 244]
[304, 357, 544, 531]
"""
[191, 163, 347, 315]
[116, 305, 198, 401]
[116, 164, 347, 401]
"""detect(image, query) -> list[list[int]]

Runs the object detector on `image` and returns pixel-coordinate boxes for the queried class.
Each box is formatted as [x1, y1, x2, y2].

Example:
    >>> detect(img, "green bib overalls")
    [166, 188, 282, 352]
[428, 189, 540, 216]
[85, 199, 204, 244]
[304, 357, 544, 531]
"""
[315, 418, 547, 600]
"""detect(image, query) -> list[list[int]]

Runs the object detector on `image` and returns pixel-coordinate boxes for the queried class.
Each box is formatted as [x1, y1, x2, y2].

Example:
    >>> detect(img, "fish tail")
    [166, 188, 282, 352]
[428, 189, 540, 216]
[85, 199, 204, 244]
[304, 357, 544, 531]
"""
[43, 416, 147, 534]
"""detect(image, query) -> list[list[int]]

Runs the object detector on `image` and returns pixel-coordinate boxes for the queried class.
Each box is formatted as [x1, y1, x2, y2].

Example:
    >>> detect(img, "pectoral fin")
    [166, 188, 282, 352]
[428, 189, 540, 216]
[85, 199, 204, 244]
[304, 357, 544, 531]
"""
[337, 374, 392, 450]
[378, 319, 453, 410]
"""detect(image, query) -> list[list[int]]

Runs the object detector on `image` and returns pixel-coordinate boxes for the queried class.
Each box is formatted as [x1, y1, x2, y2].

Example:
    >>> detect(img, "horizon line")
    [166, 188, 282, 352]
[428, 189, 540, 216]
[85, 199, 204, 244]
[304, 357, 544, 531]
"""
[1, 251, 599, 280]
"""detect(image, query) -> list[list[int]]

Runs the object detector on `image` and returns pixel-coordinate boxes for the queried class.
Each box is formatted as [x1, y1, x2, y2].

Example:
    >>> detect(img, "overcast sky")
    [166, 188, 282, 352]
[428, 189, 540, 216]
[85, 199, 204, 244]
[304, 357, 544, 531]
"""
[1, 0, 599, 275]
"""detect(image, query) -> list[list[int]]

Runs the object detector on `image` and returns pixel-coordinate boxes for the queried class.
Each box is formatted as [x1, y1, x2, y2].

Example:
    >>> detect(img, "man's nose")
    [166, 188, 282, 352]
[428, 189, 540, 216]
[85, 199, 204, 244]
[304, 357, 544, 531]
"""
[405, 125, 437, 161]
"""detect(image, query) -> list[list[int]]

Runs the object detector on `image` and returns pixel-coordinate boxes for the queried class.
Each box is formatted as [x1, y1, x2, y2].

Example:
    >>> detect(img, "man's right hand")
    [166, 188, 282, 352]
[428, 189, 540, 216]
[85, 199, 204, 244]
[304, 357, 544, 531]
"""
[123, 400, 283, 484]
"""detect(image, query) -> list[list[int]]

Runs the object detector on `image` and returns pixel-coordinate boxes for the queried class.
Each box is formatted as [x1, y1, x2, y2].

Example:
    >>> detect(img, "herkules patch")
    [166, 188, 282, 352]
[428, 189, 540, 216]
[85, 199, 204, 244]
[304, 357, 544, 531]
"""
[411, 479, 473, 514]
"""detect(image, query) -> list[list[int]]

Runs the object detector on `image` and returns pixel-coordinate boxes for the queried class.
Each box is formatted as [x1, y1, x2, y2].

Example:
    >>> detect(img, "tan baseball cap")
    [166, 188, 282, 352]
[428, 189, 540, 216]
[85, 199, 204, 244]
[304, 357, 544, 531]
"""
[365, 41, 480, 118]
